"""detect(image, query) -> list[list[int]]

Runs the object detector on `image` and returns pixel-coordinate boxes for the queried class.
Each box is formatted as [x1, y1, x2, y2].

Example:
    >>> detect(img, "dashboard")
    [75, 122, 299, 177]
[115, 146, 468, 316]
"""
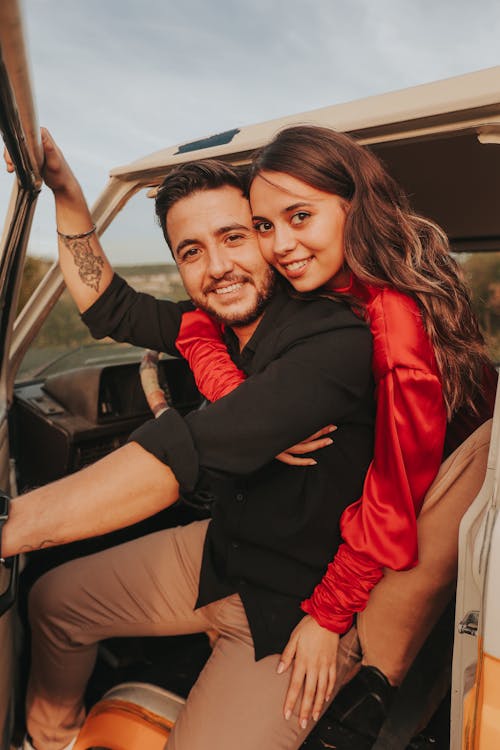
[11, 356, 202, 491]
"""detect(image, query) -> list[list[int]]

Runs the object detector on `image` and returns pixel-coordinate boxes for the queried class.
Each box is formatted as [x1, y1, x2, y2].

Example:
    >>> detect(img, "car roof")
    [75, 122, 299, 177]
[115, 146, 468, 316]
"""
[110, 65, 500, 184]
[106, 66, 500, 253]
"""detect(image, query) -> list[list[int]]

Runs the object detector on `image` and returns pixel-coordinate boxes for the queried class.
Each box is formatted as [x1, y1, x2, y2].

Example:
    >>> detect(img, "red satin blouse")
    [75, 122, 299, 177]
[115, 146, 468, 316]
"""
[301, 278, 447, 631]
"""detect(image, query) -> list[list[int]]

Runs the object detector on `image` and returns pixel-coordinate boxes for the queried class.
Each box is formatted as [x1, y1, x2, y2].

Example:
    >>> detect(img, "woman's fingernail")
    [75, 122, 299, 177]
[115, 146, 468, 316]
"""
[313, 712, 319, 722]
[325, 438, 333, 445]
[285, 710, 291, 721]
[325, 694, 331, 702]
[300, 718, 308, 729]
[329, 425, 337, 432]
[277, 661, 285, 674]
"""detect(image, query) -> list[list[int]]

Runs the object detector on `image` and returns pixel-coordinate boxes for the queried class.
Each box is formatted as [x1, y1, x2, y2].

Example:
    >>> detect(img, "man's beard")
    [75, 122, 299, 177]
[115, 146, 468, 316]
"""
[193, 266, 277, 328]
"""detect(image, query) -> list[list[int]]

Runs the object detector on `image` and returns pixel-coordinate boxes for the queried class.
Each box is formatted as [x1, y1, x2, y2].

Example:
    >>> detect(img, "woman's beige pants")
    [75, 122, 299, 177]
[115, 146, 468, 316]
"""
[26, 420, 491, 750]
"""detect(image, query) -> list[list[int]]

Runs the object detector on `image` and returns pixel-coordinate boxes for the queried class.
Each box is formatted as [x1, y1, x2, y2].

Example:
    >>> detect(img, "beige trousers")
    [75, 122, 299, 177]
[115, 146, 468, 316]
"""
[25, 420, 491, 750]
[358, 418, 492, 685]
[26, 519, 361, 750]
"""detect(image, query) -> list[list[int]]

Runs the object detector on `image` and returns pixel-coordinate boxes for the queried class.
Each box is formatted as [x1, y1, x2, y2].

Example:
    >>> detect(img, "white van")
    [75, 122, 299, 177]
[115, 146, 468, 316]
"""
[0, 0, 499, 747]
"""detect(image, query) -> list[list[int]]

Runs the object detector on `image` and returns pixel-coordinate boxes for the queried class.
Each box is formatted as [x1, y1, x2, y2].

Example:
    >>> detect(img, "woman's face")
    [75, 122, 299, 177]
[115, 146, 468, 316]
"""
[249, 170, 351, 292]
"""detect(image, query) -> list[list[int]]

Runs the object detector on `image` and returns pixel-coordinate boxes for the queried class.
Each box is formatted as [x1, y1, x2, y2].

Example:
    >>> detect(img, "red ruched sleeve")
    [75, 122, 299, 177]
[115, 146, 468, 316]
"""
[301, 283, 448, 631]
[301, 364, 446, 632]
[175, 309, 246, 401]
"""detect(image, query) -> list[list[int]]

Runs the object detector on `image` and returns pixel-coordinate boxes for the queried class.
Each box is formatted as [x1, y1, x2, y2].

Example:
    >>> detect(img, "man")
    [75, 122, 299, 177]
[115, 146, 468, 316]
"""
[3, 131, 374, 750]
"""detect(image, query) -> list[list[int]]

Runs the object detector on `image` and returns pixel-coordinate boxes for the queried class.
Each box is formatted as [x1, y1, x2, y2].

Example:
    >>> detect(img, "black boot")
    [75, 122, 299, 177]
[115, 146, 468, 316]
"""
[302, 666, 397, 750]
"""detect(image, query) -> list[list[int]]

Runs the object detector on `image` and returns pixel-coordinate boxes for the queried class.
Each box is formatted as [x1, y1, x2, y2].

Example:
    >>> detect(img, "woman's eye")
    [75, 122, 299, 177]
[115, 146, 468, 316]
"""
[290, 212, 310, 226]
[254, 221, 273, 234]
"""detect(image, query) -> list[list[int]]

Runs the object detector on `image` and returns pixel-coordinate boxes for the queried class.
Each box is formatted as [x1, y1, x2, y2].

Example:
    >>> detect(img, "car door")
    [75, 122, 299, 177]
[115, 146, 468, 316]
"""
[451, 388, 500, 748]
[0, 1, 43, 746]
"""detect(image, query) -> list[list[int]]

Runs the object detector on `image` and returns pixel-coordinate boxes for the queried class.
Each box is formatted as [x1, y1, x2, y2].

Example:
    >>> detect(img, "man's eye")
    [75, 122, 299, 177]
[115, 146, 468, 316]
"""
[226, 234, 244, 243]
[181, 247, 200, 261]
[253, 221, 273, 234]
[290, 212, 310, 226]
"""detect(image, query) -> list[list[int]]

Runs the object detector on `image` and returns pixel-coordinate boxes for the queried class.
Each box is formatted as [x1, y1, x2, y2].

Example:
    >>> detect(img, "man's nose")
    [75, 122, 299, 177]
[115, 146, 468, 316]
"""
[272, 223, 297, 257]
[206, 245, 234, 278]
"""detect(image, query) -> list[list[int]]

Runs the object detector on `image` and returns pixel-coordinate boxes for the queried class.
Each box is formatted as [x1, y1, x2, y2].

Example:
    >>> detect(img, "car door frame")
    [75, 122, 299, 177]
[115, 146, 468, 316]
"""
[0, 1, 43, 747]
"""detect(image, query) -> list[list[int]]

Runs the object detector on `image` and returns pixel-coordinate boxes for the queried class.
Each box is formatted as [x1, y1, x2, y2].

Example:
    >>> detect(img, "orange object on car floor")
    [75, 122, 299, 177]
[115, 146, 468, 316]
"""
[73, 682, 185, 750]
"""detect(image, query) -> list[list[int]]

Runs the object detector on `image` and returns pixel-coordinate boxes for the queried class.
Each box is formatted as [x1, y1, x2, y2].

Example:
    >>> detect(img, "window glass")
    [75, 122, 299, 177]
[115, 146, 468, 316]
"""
[17, 188, 185, 380]
[454, 251, 500, 364]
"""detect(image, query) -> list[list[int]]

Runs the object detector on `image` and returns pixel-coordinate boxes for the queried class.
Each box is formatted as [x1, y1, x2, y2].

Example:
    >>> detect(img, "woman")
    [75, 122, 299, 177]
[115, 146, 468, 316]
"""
[174, 125, 496, 735]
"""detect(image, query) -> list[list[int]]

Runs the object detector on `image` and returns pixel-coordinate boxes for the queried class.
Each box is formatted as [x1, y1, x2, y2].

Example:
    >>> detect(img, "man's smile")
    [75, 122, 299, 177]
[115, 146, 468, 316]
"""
[212, 281, 245, 295]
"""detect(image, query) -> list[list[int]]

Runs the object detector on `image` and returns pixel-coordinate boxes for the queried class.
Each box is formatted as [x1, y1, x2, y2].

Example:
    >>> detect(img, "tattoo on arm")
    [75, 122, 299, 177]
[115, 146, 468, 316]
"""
[63, 236, 104, 292]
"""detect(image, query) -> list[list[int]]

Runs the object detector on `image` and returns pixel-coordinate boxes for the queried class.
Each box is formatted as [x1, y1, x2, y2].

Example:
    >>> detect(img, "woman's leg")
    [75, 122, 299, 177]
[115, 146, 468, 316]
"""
[169, 594, 361, 750]
[358, 419, 492, 685]
[26, 519, 210, 750]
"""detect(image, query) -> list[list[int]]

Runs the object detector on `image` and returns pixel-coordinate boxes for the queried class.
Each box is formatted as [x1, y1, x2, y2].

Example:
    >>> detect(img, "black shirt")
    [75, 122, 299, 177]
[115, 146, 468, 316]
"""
[82, 274, 375, 658]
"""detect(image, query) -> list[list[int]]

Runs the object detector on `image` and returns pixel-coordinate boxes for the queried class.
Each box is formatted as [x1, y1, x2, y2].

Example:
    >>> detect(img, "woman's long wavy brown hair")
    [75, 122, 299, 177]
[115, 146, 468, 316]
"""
[250, 125, 490, 418]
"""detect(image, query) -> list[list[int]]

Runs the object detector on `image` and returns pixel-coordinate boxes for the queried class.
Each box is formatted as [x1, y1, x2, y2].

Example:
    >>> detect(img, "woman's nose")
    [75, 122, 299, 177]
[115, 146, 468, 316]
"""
[272, 224, 297, 256]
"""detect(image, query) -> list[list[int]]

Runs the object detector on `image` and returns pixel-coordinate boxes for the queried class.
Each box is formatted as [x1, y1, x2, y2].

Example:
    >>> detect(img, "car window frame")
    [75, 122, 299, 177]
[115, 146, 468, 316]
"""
[0, 0, 44, 405]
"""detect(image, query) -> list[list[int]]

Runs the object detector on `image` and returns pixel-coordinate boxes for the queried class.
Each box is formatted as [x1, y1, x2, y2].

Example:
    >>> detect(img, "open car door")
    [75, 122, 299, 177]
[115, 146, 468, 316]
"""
[452, 390, 500, 747]
[0, 0, 43, 745]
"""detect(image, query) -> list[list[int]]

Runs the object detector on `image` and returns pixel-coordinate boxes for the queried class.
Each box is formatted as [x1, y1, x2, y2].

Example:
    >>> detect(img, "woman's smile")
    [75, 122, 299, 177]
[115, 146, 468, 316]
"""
[279, 256, 314, 278]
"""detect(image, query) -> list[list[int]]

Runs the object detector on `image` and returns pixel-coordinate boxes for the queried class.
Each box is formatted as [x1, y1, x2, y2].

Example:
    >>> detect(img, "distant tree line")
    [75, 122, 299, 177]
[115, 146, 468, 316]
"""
[18, 253, 500, 362]
[18, 257, 96, 349]
[459, 253, 500, 359]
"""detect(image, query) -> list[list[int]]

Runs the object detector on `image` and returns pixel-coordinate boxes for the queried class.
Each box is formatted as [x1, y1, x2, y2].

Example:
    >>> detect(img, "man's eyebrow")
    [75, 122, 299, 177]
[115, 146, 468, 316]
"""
[215, 223, 252, 236]
[174, 223, 252, 255]
[175, 237, 199, 256]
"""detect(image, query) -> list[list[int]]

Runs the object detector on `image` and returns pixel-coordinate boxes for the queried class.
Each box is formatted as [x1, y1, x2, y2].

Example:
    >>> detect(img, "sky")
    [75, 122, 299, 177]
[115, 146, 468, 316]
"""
[1, 0, 500, 262]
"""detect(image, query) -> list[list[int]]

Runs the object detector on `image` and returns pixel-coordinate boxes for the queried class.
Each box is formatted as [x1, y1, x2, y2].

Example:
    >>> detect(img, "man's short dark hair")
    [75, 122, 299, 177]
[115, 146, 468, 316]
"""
[155, 159, 249, 252]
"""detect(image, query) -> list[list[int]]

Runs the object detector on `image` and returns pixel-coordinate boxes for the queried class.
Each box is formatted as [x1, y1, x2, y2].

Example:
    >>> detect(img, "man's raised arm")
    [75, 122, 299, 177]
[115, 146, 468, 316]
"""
[6, 129, 191, 354]
[6, 128, 113, 312]
[39, 128, 114, 312]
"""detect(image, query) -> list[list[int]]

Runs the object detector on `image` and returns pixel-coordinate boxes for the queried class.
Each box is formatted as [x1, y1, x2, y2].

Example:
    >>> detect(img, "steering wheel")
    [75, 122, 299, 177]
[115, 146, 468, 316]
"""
[138, 352, 218, 645]
[139, 350, 171, 418]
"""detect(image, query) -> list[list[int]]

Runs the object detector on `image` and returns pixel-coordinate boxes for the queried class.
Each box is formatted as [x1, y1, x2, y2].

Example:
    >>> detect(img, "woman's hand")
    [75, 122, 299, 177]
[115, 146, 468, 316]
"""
[278, 614, 339, 728]
[276, 425, 336, 466]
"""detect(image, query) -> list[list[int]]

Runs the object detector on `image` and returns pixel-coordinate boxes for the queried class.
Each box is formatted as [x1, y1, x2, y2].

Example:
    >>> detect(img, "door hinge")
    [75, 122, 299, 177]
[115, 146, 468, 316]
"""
[458, 610, 479, 636]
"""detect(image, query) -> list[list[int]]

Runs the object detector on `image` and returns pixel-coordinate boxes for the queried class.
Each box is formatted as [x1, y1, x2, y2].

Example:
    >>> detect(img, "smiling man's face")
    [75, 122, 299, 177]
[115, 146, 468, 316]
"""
[167, 185, 276, 337]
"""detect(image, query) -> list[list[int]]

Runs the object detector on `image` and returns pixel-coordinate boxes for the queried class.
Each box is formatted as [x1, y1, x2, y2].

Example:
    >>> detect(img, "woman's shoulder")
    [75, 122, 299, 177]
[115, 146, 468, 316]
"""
[362, 283, 439, 378]
[370, 284, 421, 323]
